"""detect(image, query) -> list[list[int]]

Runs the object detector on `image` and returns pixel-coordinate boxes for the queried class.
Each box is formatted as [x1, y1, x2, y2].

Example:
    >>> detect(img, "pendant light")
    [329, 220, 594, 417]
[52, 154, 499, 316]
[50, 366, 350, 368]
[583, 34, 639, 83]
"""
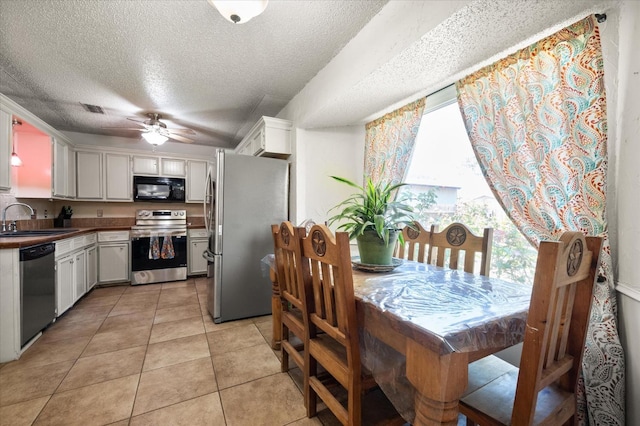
[11, 119, 23, 167]
[208, 0, 268, 24]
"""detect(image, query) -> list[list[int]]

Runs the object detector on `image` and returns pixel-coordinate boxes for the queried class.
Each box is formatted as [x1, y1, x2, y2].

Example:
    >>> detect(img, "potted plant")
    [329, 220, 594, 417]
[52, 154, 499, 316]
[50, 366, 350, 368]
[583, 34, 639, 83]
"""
[328, 175, 415, 265]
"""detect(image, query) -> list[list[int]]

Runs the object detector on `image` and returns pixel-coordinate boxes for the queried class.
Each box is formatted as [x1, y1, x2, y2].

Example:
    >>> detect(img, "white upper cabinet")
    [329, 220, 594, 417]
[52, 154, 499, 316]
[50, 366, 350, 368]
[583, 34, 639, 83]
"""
[186, 160, 207, 203]
[132, 156, 159, 175]
[52, 138, 75, 199]
[77, 150, 131, 201]
[161, 158, 186, 177]
[0, 110, 11, 191]
[105, 153, 131, 201]
[76, 151, 103, 199]
[235, 116, 292, 158]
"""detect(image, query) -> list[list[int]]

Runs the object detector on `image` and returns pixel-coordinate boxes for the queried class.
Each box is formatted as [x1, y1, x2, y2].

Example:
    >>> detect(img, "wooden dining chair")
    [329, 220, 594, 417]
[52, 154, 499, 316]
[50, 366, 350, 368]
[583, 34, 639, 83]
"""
[394, 221, 433, 263]
[428, 222, 493, 276]
[298, 224, 370, 425]
[271, 222, 307, 373]
[460, 231, 602, 425]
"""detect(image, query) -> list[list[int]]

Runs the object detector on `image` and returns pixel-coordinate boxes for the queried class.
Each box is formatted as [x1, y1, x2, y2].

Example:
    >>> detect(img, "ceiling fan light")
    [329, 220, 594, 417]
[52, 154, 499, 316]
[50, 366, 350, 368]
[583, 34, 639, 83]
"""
[208, 0, 268, 24]
[142, 131, 168, 146]
[11, 151, 23, 167]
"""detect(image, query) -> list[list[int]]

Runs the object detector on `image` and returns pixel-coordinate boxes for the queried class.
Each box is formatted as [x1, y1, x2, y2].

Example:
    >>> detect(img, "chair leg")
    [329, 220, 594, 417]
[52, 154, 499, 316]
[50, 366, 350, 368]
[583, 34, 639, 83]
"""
[348, 378, 362, 426]
[281, 326, 289, 373]
[306, 354, 318, 418]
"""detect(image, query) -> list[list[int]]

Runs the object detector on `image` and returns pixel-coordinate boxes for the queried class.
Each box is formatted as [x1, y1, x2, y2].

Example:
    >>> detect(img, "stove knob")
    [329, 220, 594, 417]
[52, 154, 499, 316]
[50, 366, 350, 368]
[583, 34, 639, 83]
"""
[180, 212, 185, 216]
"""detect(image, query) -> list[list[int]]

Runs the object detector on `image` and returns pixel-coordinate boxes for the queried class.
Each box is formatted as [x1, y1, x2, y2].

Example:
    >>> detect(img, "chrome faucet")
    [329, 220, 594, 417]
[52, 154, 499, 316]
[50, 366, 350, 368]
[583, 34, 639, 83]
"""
[1, 202, 35, 232]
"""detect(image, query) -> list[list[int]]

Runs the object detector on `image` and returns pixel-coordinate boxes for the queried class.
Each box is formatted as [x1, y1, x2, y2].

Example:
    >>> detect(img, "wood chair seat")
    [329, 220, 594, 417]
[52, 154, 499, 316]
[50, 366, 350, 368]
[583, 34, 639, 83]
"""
[462, 368, 575, 425]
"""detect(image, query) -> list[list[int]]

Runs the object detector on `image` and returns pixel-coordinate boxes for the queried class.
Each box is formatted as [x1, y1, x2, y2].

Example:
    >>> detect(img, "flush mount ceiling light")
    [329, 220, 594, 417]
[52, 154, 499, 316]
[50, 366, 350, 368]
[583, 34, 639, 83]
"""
[141, 130, 168, 146]
[208, 0, 268, 24]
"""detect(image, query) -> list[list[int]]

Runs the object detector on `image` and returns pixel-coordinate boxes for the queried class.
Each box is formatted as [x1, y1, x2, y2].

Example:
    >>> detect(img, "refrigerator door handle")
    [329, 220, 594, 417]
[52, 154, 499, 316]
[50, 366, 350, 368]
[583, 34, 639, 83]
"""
[202, 250, 214, 262]
[203, 167, 212, 235]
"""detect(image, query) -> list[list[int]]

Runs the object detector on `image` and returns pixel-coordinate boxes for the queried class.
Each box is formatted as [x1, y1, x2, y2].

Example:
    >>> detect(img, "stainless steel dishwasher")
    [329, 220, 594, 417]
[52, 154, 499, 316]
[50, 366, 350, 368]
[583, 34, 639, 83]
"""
[20, 242, 56, 347]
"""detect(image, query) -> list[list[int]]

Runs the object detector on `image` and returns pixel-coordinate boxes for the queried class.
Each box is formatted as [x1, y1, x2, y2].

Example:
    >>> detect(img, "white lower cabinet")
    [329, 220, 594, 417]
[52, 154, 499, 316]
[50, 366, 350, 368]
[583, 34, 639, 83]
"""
[98, 231, 130, 283]
[55, 254, 75, 316]
[188, 229, 208, 275]
[55, 233, 97, 317]
[72, 250, 86, 303]
[86, 245, 97, 291]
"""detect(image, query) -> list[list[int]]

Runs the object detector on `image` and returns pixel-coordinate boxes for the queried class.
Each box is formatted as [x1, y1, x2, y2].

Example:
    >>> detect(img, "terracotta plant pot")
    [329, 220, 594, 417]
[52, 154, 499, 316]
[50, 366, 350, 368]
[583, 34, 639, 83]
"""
[356, 228, 399, 265]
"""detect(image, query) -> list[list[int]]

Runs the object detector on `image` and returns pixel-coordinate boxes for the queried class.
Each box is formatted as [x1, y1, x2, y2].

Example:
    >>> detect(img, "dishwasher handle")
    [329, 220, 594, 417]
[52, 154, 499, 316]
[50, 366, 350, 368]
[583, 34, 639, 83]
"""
[20, 243, 55, 261]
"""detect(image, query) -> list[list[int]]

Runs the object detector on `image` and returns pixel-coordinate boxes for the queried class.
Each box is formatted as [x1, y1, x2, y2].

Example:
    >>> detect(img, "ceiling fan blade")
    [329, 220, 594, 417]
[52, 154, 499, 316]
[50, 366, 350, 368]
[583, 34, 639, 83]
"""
[126, 117, 147, 124]
[102, 127, 145, 131]
[169, 134, 194, 144]
[166, 128, 196, 135]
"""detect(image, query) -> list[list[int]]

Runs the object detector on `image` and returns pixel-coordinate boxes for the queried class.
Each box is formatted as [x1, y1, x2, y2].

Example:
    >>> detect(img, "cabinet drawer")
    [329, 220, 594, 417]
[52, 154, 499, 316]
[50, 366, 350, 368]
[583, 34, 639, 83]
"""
[98, 231, 130, 242]
[55, 238, 74, 258]
[83, 233, 97, 246]
[188, 229, 208, 238]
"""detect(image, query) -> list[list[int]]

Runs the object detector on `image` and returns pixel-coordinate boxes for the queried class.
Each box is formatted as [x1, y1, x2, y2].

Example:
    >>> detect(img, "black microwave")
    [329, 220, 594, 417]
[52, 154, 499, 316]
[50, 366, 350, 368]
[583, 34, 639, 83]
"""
[133, 176, 186, 202]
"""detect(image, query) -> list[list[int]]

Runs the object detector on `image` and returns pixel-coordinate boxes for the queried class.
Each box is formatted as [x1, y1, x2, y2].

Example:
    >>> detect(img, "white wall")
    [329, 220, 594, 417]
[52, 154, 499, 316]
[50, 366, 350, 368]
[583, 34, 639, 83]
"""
[602, 2, 640, 423]
[292, 126, 365, 225]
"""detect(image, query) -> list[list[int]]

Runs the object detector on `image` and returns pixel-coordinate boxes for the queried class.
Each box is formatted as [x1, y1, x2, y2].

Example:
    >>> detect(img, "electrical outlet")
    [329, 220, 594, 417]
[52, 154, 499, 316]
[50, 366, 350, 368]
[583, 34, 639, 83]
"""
[97, 209, 103, 218]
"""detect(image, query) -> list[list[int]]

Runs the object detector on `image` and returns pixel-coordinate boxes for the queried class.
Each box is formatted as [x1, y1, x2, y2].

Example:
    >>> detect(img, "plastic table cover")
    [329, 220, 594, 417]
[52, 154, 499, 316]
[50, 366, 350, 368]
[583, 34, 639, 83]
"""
[353, 260, 531, 422]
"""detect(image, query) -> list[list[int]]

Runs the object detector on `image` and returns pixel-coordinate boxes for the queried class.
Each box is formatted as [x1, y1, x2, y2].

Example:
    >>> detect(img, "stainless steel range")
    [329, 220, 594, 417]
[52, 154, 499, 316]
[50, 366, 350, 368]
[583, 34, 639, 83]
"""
[131, 209, 187, 285]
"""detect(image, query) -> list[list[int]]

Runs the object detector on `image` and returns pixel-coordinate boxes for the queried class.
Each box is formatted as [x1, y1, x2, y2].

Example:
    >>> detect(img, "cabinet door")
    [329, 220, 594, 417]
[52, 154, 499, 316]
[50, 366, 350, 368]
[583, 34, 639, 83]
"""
[86, 245, 97, 291]
[132, 156, 158, 175]
[73, 250, 86, 303]
[186, 160, 207, 203]
[98, 243, 130, 283]
[76, 151, 103, 199]
[161, 158, 186, 177]
[188, 239, 208, 275]
[56, 255, 75, 316]
[0, 110, 11, 190]
[52, 138, 68, 198]
[105, 153, 131, 200]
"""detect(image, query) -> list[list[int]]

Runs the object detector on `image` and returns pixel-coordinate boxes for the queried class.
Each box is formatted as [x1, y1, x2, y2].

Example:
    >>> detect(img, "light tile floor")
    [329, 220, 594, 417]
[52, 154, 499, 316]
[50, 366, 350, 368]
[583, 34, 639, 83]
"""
[0, 278, 403, 426]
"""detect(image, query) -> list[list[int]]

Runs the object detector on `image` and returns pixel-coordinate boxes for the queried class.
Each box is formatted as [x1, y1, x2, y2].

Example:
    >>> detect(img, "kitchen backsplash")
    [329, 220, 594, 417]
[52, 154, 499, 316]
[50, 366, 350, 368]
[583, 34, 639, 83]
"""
[1, 194, 204, 226]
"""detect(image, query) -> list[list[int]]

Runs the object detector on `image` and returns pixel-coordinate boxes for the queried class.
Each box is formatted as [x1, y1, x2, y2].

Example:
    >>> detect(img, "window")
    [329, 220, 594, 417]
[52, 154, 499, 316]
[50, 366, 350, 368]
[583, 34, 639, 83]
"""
[401, 90, 537, 284]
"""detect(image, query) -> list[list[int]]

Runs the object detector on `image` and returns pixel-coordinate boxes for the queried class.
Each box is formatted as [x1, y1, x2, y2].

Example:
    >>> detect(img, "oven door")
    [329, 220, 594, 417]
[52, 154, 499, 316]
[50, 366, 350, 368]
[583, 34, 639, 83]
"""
[131, 231, 188, 284]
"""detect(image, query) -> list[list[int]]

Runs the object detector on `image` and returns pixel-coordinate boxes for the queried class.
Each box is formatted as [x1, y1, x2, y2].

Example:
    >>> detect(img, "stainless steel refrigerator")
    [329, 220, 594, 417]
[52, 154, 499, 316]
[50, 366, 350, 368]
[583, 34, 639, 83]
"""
[203, 149, 288, 323]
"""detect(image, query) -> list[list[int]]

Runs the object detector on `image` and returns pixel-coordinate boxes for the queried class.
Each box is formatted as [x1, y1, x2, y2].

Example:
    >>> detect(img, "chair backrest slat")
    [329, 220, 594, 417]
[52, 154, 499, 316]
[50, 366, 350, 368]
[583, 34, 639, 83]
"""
[428, 223, 493, 276]
[395, 221, 433, 263]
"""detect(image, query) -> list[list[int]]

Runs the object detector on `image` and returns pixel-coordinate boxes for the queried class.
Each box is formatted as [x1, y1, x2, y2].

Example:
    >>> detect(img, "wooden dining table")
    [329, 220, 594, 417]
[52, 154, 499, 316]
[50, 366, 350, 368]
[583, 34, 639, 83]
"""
[267, 256, 532, 425]
[351, 260, 531, 425]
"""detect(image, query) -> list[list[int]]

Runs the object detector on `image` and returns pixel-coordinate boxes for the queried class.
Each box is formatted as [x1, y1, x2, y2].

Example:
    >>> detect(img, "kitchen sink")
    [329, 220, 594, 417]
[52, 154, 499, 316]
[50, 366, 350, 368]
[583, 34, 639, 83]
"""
[0, 229, 79, 237]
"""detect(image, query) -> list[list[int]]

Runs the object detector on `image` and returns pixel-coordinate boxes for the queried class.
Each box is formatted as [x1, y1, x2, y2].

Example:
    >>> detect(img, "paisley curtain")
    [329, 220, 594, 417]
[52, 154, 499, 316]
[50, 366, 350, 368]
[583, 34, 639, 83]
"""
[364, 97, 425, 186]
[456, 15, 624, 425]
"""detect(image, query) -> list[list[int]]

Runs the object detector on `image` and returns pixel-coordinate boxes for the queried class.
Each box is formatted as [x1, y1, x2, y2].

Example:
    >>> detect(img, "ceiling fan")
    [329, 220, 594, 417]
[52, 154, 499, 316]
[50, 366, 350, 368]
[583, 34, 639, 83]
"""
[113, 113, 196, 145]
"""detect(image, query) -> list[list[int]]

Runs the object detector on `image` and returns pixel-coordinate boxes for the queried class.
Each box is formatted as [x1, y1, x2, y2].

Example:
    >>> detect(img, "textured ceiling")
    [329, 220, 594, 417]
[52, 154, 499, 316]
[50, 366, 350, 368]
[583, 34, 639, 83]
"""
[0, 0, 617, 151]
[0, 0, 388, 148]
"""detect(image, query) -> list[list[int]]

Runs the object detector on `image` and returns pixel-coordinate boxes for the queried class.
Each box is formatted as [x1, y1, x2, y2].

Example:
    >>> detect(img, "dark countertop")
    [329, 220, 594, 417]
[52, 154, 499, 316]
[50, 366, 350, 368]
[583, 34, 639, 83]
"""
[0, 227, 128, 249]
[0, 224, 207, 249]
